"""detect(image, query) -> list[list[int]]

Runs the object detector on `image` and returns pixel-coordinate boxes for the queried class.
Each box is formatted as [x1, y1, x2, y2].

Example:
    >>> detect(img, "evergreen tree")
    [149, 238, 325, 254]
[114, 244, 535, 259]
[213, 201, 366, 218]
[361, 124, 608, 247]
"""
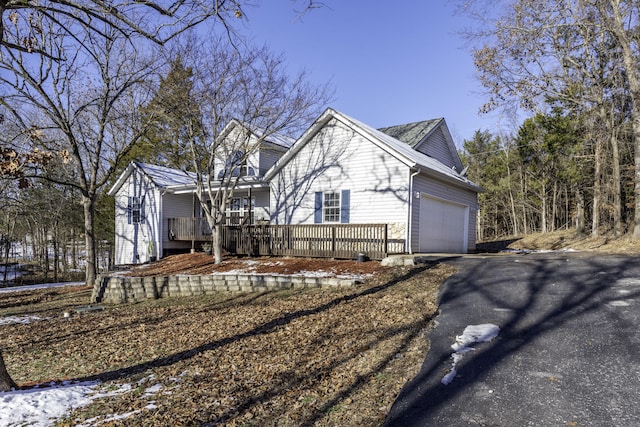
[136, 56, 205, 170]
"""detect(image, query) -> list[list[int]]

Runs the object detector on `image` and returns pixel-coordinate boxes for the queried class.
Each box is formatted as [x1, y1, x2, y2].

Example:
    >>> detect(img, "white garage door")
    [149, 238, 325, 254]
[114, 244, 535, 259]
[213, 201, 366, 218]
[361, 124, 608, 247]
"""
[419, 195, 467, 253]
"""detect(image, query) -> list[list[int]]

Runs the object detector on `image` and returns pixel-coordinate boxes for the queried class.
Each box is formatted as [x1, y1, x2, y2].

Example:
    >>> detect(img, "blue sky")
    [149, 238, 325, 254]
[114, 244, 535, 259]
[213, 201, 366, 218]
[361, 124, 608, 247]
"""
[237, 1, 504, 147]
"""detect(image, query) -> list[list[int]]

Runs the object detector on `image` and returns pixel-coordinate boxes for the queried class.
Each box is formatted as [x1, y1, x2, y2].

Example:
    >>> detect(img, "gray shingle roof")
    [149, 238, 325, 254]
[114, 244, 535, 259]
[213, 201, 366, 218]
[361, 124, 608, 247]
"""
[334, 111, 478, 190]
[135, 162, 196, 188]
[378, 119, 442, 148]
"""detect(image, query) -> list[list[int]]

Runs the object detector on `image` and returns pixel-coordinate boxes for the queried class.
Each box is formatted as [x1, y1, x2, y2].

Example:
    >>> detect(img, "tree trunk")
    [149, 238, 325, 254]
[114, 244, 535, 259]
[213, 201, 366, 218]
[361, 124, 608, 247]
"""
[521, 172, 528, 234]
[541, 181, 547, 233]
[53, 224, 59, 282]
[551, 181, 558, 232]
[0, 350, 17, 392]
[592, 136, 602, 237]
[576, 187, 585, 234]
[607, 0, 640, 237]
[213, 224, 223, 264]
[610, 130, 623, 236]
[507, 161, 519, 236]
[82, 196, 97, 287]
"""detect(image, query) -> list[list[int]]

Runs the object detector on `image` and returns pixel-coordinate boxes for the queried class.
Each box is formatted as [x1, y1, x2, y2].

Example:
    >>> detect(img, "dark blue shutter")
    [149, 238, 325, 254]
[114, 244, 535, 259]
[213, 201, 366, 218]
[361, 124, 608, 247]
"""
[140, 196, 145, 223]
[127, 196, 132, 224]
[340, 189, 350, 223]
[314, 192, 323, 223]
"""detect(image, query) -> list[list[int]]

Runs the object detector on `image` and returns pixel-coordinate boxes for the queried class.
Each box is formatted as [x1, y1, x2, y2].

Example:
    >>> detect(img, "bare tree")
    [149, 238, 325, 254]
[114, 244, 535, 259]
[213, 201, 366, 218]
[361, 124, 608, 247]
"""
[597, 0, 640, 236]
[195, 41, 332, 263]
[148, 37, 332, 262]
[461, 0, 637, 236]
[0, 22, 163, 287]
[0, 0, 236, 57]
[0, 0, 326, 59]
[0, 350, 17, 392]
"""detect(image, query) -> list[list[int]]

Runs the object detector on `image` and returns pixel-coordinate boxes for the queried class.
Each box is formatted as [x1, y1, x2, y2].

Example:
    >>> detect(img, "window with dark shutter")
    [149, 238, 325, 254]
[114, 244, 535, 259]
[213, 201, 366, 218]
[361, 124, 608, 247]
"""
[127, 196, 132, 224]
[128, 196, 143, 224]
[314, 192, 323, 224]
[323, 192, 340, 223]
[340, 189, 350, 223]
[314, 190, 351, 223]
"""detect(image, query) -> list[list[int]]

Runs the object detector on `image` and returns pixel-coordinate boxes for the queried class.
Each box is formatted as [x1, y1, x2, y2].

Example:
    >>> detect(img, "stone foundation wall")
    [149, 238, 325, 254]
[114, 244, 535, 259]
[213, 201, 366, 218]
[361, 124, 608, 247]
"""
[91, 273, 359, 304]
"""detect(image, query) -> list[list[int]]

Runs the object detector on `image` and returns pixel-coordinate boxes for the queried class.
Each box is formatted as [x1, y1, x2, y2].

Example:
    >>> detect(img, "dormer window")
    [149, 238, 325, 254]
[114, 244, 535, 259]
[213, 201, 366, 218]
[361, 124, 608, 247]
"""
[217, 150, 256, 179]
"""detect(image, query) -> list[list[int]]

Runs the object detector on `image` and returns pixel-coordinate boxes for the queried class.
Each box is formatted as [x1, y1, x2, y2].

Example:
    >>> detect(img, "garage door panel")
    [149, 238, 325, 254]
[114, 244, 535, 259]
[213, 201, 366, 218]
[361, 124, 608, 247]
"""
[419, 196, 467, 253]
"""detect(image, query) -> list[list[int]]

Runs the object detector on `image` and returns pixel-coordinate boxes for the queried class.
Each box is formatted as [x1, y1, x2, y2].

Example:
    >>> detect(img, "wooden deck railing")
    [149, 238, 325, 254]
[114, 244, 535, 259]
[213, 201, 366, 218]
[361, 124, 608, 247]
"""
[168, 217, 212, 241]
[167, 219, 404, 260]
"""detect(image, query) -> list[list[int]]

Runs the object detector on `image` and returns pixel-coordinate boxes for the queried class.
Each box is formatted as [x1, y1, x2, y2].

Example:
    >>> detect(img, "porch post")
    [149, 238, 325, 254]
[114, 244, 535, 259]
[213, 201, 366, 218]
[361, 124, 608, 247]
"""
[191, 193, 196, 252]
[248, 188, 252, 224]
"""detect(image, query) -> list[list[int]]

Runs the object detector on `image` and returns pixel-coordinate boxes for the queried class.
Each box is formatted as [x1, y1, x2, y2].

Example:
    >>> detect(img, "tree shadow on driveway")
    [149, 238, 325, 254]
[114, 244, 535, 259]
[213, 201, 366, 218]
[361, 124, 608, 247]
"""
[384, 253, 640, 426]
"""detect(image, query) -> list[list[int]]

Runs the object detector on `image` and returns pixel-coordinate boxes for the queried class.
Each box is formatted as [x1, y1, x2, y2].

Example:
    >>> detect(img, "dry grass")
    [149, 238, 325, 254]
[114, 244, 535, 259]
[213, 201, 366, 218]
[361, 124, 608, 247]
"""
[480, 229, 640, 254]
[5, 230, 631, 425]
[0, 262, 454, 426]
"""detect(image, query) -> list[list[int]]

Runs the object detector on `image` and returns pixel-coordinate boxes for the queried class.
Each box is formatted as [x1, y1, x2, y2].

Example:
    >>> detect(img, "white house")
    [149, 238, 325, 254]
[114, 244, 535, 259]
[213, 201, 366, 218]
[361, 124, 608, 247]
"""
[109, 108, 481, 264]
[108, 120, 292, 265]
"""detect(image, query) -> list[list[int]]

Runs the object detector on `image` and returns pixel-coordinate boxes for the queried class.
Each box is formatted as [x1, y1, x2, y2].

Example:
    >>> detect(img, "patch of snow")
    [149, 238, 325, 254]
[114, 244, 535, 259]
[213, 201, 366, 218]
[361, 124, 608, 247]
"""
[500, 248, 531, 254]
[0, 315, 48, 326]
[616, 278, 640, 287]
[206, 270, 369, 281]
[298, 270, 332, 277]
[608, 300, 630, 307]
[501, 248, 579, 254]
[0, 381, 98, 427]
[441, 324, 500, 385]
[143, 384, 162, 397]
[0, 381, 133, 427]
[168, 370, 189, 382]
[77, 410, 142, 426]
[0, 282, 85, 294]
[452, 324, 500, 351]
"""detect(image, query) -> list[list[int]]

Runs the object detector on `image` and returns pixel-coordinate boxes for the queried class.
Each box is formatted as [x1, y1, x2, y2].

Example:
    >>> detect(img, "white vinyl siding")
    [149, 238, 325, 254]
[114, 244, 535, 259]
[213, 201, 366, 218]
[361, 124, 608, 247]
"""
[114, 190, 132, 265]
[114, 169, 161, 265]
[410, 173, 478, 253]
[258, 146, 287, 176]
[214, 129, 286, 179]
[270, 118, 409, 228]
[414, 127, 459, 170]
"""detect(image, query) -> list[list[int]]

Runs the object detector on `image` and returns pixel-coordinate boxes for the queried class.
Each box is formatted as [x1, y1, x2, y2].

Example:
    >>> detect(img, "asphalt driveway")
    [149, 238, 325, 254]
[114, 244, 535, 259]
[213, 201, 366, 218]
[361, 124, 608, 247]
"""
[384, 252, 640, 426]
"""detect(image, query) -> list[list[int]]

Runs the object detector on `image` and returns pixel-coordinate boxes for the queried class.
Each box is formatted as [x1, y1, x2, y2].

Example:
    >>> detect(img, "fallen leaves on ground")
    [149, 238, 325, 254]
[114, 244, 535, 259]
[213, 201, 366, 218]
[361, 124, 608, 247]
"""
[0, 259, 455, 426]
[122, 253, 384, 277]
[477, 229, 640, 254]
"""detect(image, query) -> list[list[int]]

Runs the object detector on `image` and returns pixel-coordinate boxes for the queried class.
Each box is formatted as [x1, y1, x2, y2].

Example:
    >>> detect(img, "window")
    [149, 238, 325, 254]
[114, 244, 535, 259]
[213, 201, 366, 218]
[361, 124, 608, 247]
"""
[323, 192, 341, 223]
[217, 150, 256, 179]
[127, 196, 144, 224]
[314, 190, 350, 224]
[226, 197, 255, 225]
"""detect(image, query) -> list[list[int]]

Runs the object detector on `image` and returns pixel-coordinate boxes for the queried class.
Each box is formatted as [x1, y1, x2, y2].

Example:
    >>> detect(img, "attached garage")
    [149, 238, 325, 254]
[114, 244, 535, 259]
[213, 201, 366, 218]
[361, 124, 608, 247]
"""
[418, 195, 468, 253]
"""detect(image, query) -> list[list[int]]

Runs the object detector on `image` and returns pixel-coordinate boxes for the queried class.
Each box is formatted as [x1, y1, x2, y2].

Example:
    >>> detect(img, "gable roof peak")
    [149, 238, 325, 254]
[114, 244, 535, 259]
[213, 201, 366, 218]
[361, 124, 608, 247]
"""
[378, 118, 443, 148]
[219, 119, 296, 149]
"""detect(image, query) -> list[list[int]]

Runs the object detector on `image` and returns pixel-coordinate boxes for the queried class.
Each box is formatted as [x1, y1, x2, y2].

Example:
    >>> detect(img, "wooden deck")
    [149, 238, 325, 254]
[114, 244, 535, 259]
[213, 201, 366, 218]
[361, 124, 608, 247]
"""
[167, 218, 403, 260]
